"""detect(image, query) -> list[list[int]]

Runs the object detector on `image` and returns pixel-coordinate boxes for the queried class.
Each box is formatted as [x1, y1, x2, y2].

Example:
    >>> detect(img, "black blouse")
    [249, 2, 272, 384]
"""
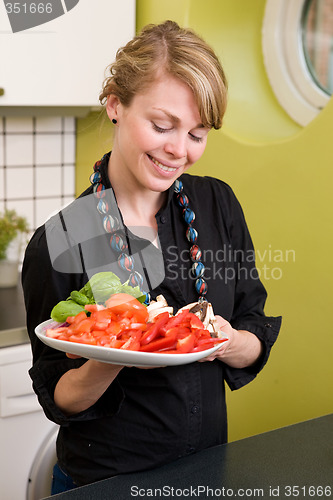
[22, 153, 281, 486]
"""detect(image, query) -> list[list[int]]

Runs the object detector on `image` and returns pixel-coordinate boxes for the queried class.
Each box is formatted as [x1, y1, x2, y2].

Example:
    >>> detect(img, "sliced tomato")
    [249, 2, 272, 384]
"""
[121, 337, 141, 351]
[126, 328, 143, 340]
[191, 337, 228, 352]
[91, 308, 115, 321]
[67, 317, 95, 334]
[165, 310, 191, 329]
[105, 321, 122, 336]
[195, 328, 211, 339]
[128, 322, 149, 331]
[105, 293, 148, 322]
[140, 312, 170, 345]
[68, 332, 96, 345]
[66, 311, 88, 325]
[176, 333, 196, 353]
[65, 316, 77, 325]
[117, 317, 132, 330]
[140, 330, 178, 352]
[189, 313, 205, 329]
[165, 326, 191, 339]
[93, 321, 111, 331]
[93, 332, 113, 346]
[46, 327, 68, 338]
[109, 337, 126, 349]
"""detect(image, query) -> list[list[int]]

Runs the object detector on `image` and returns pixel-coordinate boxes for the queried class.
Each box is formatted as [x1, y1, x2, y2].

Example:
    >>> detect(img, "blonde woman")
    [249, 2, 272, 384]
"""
[22, 21, 281, 494]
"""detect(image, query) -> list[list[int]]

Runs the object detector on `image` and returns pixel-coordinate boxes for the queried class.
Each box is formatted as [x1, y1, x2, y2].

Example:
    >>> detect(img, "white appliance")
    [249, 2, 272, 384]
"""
[0, 330, 58, 500]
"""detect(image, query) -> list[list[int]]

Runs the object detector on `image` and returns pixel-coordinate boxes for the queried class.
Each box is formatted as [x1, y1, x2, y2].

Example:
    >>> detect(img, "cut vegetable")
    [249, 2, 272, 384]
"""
[46, 294, 227, 355]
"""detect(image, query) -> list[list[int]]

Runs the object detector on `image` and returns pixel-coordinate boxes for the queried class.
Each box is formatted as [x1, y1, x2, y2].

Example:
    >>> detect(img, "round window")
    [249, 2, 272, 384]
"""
[262, 0, 332, 126]
[302, 0, 333, 96]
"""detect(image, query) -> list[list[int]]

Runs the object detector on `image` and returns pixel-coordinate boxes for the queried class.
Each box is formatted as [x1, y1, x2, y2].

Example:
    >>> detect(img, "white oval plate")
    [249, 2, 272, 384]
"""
[35, 319, 227, 367]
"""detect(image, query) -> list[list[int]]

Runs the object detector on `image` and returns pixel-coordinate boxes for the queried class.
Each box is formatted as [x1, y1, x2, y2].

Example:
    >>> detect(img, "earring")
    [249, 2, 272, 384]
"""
[112, 119, 117, 124]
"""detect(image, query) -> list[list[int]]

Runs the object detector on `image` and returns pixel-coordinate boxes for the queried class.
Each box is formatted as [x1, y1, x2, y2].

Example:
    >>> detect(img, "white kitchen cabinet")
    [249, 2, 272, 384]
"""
[0, 0, 135, 114]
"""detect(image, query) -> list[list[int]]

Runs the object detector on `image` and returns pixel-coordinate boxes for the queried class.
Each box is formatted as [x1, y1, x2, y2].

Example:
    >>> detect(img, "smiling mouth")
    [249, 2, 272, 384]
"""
[147, 154, 178, 173]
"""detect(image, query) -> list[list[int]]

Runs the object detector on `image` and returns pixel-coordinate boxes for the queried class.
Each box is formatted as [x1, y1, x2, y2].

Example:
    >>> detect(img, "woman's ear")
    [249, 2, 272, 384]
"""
[106, 94, 121, 124]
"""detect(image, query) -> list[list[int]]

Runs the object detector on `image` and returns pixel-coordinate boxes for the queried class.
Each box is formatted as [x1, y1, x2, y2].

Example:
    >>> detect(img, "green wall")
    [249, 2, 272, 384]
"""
[76, 0, 333, 442]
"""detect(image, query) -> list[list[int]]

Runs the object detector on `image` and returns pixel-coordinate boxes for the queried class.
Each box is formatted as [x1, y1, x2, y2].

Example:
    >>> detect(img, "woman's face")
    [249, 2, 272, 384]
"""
[107, 74, 210, 194]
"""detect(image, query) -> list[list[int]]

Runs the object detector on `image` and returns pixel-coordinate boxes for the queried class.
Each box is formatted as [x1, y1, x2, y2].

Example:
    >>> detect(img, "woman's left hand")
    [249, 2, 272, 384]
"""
[199, 315, 263, 368]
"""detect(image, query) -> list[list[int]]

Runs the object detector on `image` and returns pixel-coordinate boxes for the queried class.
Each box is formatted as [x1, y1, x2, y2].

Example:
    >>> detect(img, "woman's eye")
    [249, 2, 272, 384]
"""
[189, 133, 203, 143]
[152, 123, 170, 134]
[152, 122, 204, 143]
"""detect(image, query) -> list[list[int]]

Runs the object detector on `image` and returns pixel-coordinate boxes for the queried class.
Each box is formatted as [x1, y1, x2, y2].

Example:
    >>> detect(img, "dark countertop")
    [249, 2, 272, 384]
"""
[47, 413, 333, 500]
[0, 281, 29, 347]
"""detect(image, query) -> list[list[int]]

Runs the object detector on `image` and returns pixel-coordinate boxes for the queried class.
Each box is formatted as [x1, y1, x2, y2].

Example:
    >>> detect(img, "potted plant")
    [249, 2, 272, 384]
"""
[0, 209, 29, 287]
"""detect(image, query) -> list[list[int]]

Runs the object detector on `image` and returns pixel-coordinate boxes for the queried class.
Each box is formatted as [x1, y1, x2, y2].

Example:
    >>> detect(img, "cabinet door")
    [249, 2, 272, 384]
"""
[0, 0, 135, 107]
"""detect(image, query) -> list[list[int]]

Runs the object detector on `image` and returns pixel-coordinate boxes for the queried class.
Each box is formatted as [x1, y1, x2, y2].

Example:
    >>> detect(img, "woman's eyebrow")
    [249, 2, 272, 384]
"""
[152, 107, 180, 123]
[152, 107, 205, 128]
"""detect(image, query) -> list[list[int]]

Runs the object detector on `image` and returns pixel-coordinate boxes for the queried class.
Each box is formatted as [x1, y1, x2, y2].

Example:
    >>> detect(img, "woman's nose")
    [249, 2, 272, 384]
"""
[164, 134, 187, 159]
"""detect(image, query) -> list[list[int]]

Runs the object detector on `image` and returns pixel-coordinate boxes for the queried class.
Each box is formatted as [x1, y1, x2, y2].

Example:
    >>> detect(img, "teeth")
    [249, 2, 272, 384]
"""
[149, 155, 176, 172]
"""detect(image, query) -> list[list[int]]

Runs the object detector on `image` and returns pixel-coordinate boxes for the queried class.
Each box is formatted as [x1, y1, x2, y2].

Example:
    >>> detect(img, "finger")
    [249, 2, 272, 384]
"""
[198, 341, 229, 362]
[215, 315, 229, 328]
[198, 355, 216, 362]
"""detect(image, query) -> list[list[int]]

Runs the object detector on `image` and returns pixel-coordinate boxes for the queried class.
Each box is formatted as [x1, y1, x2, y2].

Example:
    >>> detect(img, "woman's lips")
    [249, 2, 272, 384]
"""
[147, 154, 181, 173]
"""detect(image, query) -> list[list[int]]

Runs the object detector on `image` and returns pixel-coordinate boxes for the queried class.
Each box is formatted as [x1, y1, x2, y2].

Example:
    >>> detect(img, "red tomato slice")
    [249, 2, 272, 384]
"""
[91, 308, 115, 321]
[46, 327, 68, 338]
[176, 333, 196, 353]
[93, 332, 113, 346]
[68, 332, 96, 345]
[195, 328, 212, 340]
[189, 313, 205, 329]
[191, 337, 227, 352]
[121, 337, 141, 351]
[128, 322, 149, 331]
[119, 328, 142, 342]
[109, 337, 126, 349]
[165, 326, 191, 339]
[140, 331, 178, 352]
[140, 312, 170, 345]
[105, 293, 148, 322]
[67, 317, 95, 334]
[66, 311, 88, 325]
[165, 310, 191, 329]
[105, 321, 122, 336]
[93, 321, 111, 331]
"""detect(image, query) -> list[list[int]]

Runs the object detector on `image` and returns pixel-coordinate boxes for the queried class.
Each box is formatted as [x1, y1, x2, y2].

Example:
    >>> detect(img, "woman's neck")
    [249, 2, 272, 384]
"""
[107, 155, 167, 230]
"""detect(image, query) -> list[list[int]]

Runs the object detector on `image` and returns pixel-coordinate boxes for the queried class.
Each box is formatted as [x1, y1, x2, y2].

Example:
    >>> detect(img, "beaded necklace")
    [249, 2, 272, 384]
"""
[90, 155, 208, 305]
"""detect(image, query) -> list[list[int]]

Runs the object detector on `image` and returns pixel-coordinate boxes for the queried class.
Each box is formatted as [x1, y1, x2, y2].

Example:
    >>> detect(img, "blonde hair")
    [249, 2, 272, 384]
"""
[99, 20, 228, 129]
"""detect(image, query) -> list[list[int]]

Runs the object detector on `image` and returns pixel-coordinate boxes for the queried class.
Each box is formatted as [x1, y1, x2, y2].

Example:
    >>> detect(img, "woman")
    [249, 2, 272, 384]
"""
[22, 21, 281, 493]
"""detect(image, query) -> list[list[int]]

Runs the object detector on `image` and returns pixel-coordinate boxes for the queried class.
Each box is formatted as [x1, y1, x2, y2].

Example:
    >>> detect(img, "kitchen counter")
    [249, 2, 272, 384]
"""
[46, 413, 333, 500]
[0, 281, 29, 347]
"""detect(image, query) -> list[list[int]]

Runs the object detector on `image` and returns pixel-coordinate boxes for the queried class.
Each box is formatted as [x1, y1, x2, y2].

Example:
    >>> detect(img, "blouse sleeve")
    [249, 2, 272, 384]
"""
[22, 223, 124, 426]
[213, 180, 282, 390]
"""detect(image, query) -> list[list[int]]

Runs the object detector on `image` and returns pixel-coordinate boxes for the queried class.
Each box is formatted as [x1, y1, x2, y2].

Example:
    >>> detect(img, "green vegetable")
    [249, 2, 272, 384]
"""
[70, 290, 90, 306]
[50, 272, 146, 322]
[79, 272, 122, 303]
[120, 283, 145, 303]
[79, 272, 145, 303]
[50, 300, 86, 323]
